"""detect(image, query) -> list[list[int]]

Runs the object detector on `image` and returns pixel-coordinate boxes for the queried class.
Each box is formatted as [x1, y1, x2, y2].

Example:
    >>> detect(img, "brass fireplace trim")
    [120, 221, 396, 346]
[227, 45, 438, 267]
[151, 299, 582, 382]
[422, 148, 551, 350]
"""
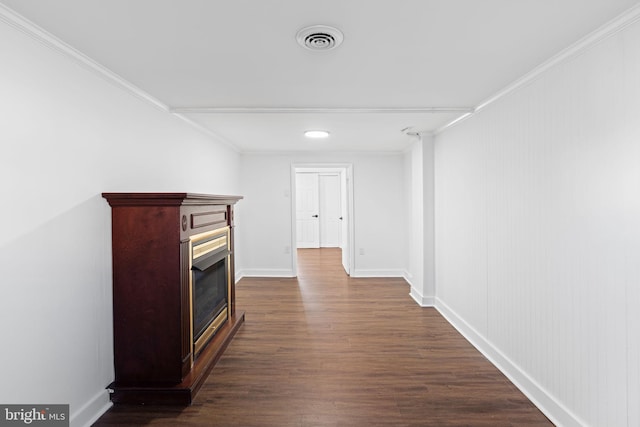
[189, 226, 232, 364]
[193, 234, 228, 259]
[194, 307, 228, 355]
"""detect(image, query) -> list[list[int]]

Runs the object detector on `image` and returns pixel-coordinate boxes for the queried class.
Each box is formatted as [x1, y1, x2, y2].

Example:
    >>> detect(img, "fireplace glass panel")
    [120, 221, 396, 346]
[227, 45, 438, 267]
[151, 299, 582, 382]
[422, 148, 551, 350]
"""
[192, 257, 227, 341]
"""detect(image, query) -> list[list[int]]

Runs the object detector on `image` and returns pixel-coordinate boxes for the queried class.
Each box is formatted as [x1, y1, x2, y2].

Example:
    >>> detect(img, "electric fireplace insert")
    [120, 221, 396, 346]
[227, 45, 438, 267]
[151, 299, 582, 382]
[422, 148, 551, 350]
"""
[190, 226, 231, 355]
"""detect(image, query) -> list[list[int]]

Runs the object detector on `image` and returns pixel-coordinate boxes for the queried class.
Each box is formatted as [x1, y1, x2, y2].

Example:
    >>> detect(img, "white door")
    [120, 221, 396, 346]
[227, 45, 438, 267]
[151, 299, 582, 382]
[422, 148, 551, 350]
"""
[295, 173, 320, 248]
[292, 165, 353, 276]
[319, 174, 341, 247]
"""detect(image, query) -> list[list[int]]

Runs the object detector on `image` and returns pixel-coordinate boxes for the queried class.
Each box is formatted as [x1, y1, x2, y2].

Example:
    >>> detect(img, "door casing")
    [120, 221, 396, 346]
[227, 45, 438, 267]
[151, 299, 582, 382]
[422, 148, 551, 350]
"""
[291, 163, 354, 276]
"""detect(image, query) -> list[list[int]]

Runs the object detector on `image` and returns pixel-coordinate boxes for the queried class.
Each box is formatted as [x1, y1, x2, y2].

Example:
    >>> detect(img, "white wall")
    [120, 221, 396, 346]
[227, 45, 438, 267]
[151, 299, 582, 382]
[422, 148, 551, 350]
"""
[404, 134, 436, 306]
[434, 16, 640, 427]
[0, 18, 240, 427]
[422, 135, 436, 304]
[237, 152, 406, 278]
[404, 141, 424, 299]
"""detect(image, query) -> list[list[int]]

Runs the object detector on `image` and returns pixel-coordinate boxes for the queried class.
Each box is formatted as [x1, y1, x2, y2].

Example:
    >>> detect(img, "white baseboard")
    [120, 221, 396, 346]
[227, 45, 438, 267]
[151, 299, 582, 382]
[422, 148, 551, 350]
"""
[403, 271, 435, 307]
[434, 297, 585, 427]
[238, 268, 408, 281]
[236, 269, 296, 278]
[71, 389, 112, 427]
[403, 271, 414, 284]
[350, 269, 405, 278]
[409, 287, 435, 307]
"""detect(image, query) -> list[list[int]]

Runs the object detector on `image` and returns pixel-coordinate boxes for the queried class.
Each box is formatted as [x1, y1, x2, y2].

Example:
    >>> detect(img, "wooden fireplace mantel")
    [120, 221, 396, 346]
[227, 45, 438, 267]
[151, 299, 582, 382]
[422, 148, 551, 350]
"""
[102, 192, 244, 405]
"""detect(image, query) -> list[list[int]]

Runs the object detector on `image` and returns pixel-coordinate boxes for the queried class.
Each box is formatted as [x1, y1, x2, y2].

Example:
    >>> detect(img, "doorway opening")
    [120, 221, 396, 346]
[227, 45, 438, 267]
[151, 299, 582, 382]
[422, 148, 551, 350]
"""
[291, 164, 353, 277]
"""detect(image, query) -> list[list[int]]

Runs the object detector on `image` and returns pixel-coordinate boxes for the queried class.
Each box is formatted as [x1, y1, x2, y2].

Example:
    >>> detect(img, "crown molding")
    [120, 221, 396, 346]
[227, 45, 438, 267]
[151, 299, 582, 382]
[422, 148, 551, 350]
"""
[240, 149, 405, 156]
[6, 1, 639, 145]
[475, 2, 640, 114]
[433, 112, 475, 134]
[0, 4, 168, 112]
[0, 3, 242, 151]
[435, 2, 640, 135]
[170, 107, 473, 115]
[172, 113, 241, 153]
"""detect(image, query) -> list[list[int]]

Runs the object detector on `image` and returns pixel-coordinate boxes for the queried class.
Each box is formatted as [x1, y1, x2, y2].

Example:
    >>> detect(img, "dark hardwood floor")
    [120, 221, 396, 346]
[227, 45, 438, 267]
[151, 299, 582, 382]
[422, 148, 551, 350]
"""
[93, 248, 553, 426]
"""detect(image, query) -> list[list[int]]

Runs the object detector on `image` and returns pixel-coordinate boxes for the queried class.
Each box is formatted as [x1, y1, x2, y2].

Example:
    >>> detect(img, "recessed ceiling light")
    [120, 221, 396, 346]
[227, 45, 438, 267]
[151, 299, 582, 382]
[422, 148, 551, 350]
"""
[304, 130, 330, 139]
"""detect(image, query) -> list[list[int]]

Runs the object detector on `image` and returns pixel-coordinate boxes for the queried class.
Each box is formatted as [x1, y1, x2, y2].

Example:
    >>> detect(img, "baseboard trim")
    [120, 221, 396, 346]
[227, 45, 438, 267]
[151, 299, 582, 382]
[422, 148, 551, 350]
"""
[434, 297, 585, 427]
[236, 269, 296, 278]
[71, 389, 112, 427]
[238, 268, 407, 280]
[409, 287, 435, 307]
[350, 269, 405, 278]
[402, 272, 435, 307]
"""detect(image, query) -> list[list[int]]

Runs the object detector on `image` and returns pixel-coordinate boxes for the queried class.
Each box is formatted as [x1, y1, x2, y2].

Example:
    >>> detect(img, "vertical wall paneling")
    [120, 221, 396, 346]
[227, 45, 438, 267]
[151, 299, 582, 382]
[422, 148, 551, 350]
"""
[435, 120, 489, 335]
[622, 19, 640, 427]
[434, 18, 640, 427]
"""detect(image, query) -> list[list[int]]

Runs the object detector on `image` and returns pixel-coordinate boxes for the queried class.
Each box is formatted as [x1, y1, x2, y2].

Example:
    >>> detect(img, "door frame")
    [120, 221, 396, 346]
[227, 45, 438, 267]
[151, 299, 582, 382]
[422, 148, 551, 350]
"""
[291, 163, 354, 276]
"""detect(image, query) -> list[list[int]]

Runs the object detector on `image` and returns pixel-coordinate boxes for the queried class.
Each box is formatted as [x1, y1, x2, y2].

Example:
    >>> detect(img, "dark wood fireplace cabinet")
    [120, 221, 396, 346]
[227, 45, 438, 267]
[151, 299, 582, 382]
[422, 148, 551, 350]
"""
[102, 193, 244, 405]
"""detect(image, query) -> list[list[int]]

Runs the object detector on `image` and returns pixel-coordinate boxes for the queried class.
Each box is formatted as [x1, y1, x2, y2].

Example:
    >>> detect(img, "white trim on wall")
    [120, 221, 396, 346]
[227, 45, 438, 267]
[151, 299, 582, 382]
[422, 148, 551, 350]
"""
[236, 269, 296, 279]
[290, 163, 355, 277]
[435, 2, 640, 134]
[71, 391, 112, 427]
[0, 3, 167, 111]
[435, 298, 585, 427]
[431, 4, 640, 426]
[350, 269, 406, 278]
[0, 3, 239, 152]
[405, 273, 436, 307]
[433, 8, 640, 424]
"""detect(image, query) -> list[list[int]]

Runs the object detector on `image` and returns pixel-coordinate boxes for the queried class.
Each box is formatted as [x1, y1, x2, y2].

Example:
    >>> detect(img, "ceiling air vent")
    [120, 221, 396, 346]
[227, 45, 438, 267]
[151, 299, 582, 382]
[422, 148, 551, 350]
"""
[296, 25, 344, 51]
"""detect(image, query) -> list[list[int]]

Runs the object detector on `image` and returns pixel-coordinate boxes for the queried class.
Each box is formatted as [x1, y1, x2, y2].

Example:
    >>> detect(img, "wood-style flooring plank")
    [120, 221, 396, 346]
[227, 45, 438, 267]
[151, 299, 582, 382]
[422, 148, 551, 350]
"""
[93, 248, 553, 426]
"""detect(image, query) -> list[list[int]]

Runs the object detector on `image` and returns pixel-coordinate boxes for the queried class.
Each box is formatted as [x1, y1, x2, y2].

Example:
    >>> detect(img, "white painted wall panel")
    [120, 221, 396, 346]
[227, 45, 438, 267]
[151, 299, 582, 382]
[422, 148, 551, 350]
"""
[435, 120, 489, 336]
[237, 152, 406, 278]
[405, 135, 436, 306]
[435, 19, 640, 427]
[0, 19, 240, 426]
[405, 141, 424, 298]
[422, 135, 436, 301]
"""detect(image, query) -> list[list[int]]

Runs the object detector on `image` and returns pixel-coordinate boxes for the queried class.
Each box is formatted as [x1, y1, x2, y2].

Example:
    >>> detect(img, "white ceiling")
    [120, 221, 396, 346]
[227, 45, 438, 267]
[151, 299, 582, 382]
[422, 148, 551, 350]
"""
[2, 0, 638, 152]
